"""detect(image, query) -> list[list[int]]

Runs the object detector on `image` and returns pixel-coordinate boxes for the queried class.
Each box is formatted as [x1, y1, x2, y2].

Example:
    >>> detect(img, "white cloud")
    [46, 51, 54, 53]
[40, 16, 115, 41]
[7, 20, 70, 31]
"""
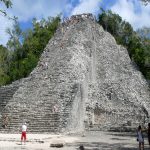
[71, 0, 101, 15]
[110, 0, 150, 30]
[10, 0, 68, 22]
[0, 0, 69, 45]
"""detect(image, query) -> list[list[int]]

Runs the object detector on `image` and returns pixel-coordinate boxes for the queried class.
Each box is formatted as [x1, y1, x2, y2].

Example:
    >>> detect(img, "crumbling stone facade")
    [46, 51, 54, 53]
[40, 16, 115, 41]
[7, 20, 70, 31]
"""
[0, 14, 150, 133]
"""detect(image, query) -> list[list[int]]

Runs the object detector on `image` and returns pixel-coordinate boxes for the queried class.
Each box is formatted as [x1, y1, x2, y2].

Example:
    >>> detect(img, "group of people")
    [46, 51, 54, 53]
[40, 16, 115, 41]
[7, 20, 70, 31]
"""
[137, 123, 150, 150]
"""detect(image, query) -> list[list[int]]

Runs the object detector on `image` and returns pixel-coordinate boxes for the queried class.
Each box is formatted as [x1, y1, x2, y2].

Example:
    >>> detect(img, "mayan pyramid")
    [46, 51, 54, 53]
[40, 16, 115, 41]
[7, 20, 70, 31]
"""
[0, 14, 150, 133]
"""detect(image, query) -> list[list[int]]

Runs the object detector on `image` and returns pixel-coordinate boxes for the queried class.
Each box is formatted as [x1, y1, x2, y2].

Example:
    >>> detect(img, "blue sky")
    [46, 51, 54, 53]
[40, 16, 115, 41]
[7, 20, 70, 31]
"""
[0, 0, 150, 45]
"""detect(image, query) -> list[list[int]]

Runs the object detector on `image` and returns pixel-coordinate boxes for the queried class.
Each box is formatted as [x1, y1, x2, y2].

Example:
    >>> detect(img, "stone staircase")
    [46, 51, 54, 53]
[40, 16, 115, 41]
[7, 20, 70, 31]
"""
[0, 98, 62, 133]
[0, 69, 75, 133]
[0, 81, 20, 113]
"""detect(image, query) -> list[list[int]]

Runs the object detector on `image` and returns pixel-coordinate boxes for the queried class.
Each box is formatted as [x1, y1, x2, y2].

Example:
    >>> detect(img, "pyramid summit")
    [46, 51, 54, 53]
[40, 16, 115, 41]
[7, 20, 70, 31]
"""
[0, 13, 150, 133]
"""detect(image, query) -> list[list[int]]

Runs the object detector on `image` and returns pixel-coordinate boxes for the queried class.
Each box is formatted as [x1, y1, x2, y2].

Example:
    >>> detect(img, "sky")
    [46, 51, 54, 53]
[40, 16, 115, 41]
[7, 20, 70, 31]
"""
[0, 0, 150, 46]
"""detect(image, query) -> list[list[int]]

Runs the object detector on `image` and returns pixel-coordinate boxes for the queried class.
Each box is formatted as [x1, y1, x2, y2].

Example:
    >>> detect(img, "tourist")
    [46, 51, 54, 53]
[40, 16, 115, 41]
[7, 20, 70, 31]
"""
[137, 125, 144, 150]
[21, 122, 27, 145]
[2, 114, 9, 128]
[61, 27, 64, 34]
[53, 104, 59, 113]
[45, 62, 48, 69]
[147, 123, 150, 146]
[60, 43, 63, 49]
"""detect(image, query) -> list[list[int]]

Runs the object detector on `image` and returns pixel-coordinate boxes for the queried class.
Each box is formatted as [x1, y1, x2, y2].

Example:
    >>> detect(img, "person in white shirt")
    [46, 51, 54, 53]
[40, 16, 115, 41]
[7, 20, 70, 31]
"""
[21, 122, 27, 144]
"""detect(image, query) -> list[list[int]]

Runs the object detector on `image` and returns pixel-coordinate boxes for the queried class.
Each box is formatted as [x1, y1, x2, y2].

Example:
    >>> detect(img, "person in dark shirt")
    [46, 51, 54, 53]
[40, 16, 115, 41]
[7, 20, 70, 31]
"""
[147, 123, 150, 146]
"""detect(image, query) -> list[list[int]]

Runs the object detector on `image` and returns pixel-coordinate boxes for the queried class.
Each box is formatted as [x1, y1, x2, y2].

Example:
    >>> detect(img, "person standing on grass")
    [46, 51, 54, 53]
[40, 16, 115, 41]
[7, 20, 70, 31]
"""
[21, 122, 27, 145]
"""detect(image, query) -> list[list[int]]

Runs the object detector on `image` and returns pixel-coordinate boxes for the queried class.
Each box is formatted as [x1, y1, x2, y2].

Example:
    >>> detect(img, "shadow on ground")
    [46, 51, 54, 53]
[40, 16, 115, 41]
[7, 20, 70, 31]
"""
[66, 141, 150, 150]
[107, 131, 147, 138]
[106, 132, 136, 137]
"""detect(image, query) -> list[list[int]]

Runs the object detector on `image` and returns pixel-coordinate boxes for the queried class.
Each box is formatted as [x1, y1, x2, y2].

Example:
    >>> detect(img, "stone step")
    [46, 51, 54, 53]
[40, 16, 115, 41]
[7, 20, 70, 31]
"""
[0, 127, 60, 131]
[2, 111, 65, 114]
[0, 123, 61, 128]
[7, 119, 61, 123]
[1, 113, 61, 117]
[0, 117, 61, 122]
[0, 125, 60, 129]
[0, 118, 61, 122]
[3, 120, 61, 125]
[6, 125, 60, 129]
[1, 116, 61, 119]
[0, 128, 60, 133]
[0, 91, 17, 94]
[9, 116, 59, 119]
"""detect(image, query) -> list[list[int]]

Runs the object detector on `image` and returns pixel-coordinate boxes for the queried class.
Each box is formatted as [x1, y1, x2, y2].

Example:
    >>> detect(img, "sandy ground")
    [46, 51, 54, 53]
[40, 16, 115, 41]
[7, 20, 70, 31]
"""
[0, 131, 150, 150]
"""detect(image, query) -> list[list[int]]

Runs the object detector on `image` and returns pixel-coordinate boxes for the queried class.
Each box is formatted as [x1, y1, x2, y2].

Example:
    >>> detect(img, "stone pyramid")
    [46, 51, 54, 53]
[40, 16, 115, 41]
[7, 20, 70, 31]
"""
[0, 14, 150, 133]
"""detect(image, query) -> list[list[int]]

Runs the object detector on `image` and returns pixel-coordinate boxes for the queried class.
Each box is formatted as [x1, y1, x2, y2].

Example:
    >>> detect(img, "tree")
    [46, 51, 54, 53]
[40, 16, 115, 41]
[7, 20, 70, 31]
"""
[0, 45, 10, 85]
[136, 27, 150, 40]
[0, 0, 12, 16]
[0, 0, 12, 8]
[140, 0, 150, 5]
[98, 10, 134, 47]
[3, 15, 60, 84]
[6, 19, 22, 51]
[23, 16, 60, 57]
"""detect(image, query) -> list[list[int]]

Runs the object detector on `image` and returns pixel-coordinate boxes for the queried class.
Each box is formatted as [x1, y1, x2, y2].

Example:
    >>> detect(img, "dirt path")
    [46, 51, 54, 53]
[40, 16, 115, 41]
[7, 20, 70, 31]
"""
[0, 131, 149, 150]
